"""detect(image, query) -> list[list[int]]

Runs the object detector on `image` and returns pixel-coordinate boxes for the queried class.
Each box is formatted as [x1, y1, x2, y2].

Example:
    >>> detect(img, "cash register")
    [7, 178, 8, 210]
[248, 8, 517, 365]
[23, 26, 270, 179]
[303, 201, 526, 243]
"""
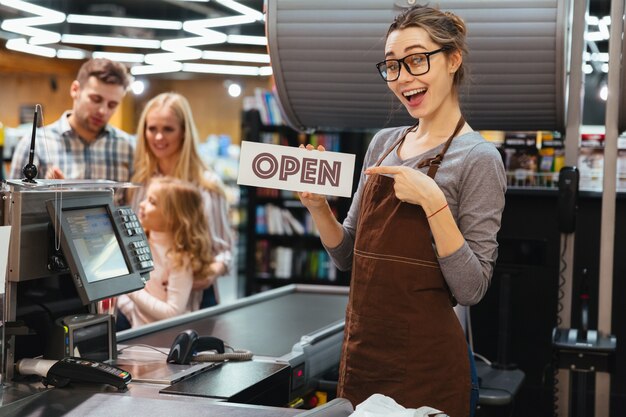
[1, 179, 153, 381]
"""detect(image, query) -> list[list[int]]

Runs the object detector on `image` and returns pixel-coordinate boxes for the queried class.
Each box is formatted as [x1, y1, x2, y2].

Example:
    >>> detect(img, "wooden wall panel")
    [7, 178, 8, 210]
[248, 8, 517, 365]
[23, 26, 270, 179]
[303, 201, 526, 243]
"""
[0, 73, 74, 127]
[134, 76, 272, 144]
[0, 45, 273, 145]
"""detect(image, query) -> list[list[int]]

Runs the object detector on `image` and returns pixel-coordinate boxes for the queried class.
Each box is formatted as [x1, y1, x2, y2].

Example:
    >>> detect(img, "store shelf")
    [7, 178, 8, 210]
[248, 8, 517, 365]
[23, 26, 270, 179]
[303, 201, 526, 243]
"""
[240, 109, 366, 295]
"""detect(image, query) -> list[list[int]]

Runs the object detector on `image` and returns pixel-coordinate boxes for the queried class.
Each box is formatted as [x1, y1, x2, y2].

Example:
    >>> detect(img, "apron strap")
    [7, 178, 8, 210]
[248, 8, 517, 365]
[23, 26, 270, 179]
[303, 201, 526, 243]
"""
[417, 115, 466, 177]
[373, 122, 419, 167]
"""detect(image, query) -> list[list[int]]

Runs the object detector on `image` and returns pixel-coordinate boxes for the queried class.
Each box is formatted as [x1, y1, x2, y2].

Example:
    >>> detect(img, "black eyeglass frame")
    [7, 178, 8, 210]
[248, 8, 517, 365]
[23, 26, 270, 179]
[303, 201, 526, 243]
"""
[376, 47, 448, 82]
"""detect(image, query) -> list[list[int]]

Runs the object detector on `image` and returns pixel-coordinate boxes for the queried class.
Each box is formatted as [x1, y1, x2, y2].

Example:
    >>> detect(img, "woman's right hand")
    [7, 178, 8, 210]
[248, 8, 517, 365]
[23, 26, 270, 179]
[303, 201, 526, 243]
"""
[297, 144, 328, 211]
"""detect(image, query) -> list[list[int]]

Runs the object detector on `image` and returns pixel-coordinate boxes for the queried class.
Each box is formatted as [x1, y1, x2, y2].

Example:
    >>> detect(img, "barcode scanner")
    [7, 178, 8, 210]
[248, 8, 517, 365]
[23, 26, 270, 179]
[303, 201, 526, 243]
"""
[166, 329, 225, 365]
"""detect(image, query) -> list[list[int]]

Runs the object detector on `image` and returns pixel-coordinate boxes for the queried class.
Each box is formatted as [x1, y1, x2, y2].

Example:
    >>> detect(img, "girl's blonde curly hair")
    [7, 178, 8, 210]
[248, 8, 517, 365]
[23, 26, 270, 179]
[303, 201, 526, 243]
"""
[147, 176, 214, 281]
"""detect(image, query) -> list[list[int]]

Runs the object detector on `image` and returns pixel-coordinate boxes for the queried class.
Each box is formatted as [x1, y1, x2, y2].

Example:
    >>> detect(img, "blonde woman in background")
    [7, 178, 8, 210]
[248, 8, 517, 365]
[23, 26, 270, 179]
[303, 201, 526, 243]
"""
[128, 92, 233, 308]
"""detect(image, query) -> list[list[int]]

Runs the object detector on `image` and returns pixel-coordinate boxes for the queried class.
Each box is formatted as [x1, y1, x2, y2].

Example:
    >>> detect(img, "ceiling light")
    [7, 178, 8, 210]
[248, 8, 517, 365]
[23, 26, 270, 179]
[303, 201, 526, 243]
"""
[0, 0, 61, 15]
[589, 52, 609, 62]
[182, 21, 230, 42]
[92, 51, 146, 63]
[144, 51, 202, 65]
[6, 38, 56, 57]
[0, 0, 64, 45]
[227, 34, 267, 46]
[585, 32, 608, 42]
[214, 0, 264, 21]
[184, 15, 255, 29]
[145, 39, 204, 65]
[202, 50, 270, 63]
[2, 18, 62, 44]
[182, 63, 271, 76]
[131, 62, 183, 75]
[599, 83, 608, 101]
[258, 66, 273, 76]
[597, 21, 610, 40]
[61, 34, 161, 49]
[66, 14, 183, 30]
[131, 80, 147, 95]
[227, 82, 242, 97]
[56, 49, 87, 59]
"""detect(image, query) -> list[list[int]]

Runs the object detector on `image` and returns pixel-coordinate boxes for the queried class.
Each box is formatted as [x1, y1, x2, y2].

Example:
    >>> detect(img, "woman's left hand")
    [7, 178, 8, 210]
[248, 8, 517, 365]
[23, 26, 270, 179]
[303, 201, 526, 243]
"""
[365, 165, 444, 212]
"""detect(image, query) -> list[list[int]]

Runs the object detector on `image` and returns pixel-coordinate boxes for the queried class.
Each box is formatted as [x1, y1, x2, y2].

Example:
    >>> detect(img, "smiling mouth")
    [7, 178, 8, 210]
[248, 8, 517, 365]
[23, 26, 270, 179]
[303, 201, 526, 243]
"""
[403, 87, 427, 103]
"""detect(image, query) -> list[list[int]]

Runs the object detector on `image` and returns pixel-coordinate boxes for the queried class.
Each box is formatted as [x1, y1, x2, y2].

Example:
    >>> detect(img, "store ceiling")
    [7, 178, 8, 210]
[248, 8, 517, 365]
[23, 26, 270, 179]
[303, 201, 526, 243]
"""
[0, 0, 268, 78]
[0, 0, 613, 80]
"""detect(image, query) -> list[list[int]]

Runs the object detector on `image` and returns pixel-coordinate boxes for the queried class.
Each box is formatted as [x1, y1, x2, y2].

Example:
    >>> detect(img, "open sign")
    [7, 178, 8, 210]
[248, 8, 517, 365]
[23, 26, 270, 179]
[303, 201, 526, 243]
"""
[237, 141, 355, 197]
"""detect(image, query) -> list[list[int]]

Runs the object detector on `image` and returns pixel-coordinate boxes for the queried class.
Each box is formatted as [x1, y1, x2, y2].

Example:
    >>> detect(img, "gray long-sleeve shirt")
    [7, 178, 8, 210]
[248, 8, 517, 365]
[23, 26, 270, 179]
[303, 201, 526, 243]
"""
[326, 127, 507, 306]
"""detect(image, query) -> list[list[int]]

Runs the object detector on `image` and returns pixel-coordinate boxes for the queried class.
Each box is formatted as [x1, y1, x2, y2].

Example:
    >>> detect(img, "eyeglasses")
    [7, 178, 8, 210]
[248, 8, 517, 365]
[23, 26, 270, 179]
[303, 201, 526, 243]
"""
[376, 48, 448, 82]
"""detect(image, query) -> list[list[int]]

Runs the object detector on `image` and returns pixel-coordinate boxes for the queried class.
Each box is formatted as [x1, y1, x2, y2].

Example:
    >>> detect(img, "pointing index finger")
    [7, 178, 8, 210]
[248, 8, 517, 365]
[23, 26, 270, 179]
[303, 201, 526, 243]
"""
[365, 165, 402, 176]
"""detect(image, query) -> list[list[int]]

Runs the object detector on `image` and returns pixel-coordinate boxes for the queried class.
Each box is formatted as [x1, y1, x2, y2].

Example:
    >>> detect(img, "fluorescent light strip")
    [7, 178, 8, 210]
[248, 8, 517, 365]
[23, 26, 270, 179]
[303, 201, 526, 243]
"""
[6, 37, 56, 57]
[597, 22, 610, 39]
[1, 19, 62, 44]
[184, 15, 255, 29]
[214, 0, 264, 21]
[202, 50, 269, 63]
[61, 34, 161, 49]
[182, 63, 272, 76]
[131, 62, 183, 75]
[66, 14, 183, 30]
[589, 52, 609, 62]
[258, 66, 273, 76]
[170, 29, 227, 45]
[585, 32, 607, 42]
[144, 50, 203, 65]
[0, 0, 62, 16]
[227, 34, 267, 46]
[93, 51, 146, 63]
[56, 49, 87, 59]
[150, 38, 216, 64]
[0, 0, 65, 45]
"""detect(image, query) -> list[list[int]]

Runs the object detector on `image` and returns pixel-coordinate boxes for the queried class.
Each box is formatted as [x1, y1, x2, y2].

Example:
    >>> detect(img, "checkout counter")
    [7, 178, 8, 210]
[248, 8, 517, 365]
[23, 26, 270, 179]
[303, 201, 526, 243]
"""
[0, 180, 354, 416]
[0, 178, 521, 416]
[117, 283, 349, 405]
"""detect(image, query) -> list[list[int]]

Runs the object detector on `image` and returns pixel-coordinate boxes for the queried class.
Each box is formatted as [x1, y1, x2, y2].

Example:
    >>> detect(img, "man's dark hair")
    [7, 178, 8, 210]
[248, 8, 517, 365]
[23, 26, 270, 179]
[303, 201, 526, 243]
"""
[76, 58, 131, 90]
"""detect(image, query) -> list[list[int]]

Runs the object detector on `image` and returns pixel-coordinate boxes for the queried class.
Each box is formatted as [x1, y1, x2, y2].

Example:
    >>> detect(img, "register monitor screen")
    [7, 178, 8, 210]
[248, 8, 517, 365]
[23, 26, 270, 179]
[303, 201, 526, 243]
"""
[65, 207, 130, 282]
[46, 196, 149, 305]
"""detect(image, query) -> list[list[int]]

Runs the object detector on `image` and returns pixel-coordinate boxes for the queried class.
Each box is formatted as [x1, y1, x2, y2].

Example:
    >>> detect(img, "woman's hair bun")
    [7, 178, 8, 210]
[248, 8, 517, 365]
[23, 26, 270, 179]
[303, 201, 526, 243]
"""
[444, 11, 467, 36]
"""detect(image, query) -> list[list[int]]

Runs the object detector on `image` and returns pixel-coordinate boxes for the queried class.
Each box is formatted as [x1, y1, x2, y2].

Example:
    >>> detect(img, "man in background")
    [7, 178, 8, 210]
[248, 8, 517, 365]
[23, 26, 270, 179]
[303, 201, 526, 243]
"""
[10, 58, 134, 182]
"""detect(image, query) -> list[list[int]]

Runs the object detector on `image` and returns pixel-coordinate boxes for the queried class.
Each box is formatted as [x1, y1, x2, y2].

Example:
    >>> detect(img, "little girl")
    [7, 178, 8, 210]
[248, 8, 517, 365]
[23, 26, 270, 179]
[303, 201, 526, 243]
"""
[117, 177, 214, 328]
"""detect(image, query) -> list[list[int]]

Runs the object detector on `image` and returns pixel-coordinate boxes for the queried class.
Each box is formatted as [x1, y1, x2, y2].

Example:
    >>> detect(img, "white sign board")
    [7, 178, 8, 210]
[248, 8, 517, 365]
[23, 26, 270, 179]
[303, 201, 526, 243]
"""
[237, 141, 355, 198]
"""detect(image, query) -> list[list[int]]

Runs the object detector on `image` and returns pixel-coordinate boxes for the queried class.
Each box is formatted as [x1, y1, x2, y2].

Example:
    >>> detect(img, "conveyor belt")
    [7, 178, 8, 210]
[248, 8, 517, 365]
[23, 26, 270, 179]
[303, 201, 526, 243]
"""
[119, 285, 349, 358]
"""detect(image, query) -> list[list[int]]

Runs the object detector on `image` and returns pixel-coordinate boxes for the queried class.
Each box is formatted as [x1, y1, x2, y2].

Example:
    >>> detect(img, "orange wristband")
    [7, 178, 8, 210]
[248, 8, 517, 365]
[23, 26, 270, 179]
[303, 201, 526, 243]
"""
[427, 203, 448, 219]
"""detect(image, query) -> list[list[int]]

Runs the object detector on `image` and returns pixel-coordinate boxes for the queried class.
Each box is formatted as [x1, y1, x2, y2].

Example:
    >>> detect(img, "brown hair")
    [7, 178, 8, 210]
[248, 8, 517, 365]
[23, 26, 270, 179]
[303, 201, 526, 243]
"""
[387, 4, 468, 88]
[76, 58, 132, 90]
[148, 177, 214, 281]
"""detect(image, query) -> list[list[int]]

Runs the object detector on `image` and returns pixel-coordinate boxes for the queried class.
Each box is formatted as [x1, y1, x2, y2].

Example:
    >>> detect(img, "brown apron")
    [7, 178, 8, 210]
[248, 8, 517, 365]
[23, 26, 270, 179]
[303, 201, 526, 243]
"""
[338, 117, 470, 417]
